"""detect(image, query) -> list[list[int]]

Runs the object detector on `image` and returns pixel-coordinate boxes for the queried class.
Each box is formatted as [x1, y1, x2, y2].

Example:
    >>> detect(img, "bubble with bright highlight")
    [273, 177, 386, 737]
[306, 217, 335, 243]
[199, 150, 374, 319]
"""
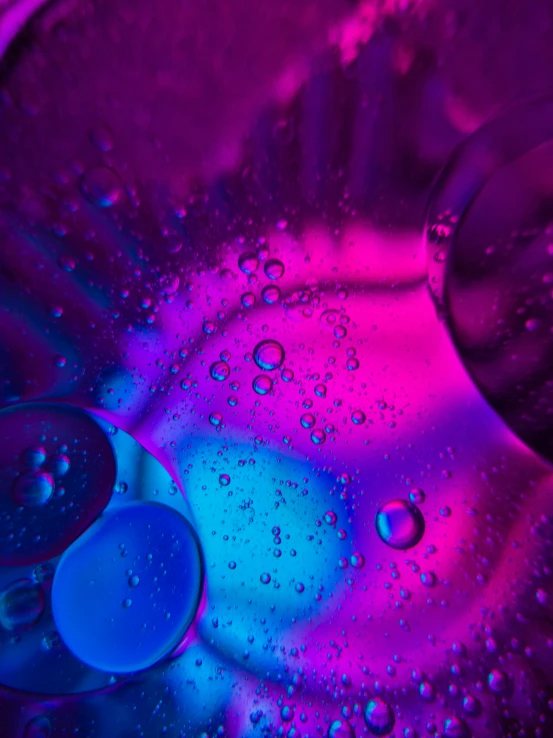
[375, 499, 425, 550]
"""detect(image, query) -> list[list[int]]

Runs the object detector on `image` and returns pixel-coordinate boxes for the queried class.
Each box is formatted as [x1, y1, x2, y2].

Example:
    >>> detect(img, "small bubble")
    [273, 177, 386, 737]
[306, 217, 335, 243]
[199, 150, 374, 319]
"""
[264, 258, 285, 280]
[351, 410, 366, 425]
[281, 368, 294, 382]
[328, 719, 355, 738]
[210, 360, 231, 382]
[350, 552, 365, 569]
[128, 575, 140, 588]
[228, 561, 237, 570]
[420, 571, 436, 587]
[262, 285, 281, 304]
[260, 572, 271, 584]
[122, 598, 132, 608]
[314, 383, 327, 398]
[324, 511, 337, 526]
[487, 668, 508, 694]
[375, 500, 425, 549]
[241, 292, 256, 308]
[12, 471, 54, 508]
[295, 582, 305, 593]
[311, 429, 326, 445]
[48, 454, 71, 477]
[53, 355, 67, 368]
[252, 375, 273, 395]
[253, 339, 285, 370]
[409, 488, 426, 504]
[209, 412, 223, 426]
[80, 166, 123, 207]
[364, 697, 395, 735]
[22, 446, 47, 469]
[238, 252, 259, 274]
[443, 716, 470, 738]
[301, 413, 316, 429]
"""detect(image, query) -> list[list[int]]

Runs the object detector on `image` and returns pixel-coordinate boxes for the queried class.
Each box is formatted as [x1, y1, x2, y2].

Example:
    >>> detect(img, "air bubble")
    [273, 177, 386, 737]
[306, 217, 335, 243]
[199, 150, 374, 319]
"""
[364, 697, 395, 735]
[210, 361, 231, 381]
[375, 500, 425, 549]
[252, 375, 273, 395]
[253, 339, 285, 371]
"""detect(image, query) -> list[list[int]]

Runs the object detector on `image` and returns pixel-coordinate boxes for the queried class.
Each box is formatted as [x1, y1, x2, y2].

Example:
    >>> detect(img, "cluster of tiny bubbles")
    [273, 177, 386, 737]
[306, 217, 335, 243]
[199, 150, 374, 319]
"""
[0, 403, 116, 566]
[375, 499, 426, 549]
[79, 165, 123, 208]
[209, 360, 231, 381]
[252, 374, 273, 395]
[264, 258, 285, 280]
[253, 339, 285, 371]
[364, 697, 395, 735]
[0, 578, 45, 631]
[328, 718, 355, 737]
[51, 501, 202, 673]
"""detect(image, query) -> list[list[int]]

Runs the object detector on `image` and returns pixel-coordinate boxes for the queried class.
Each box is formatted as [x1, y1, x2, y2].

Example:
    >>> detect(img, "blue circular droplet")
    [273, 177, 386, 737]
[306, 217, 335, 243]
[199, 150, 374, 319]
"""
[52, 501, 203, 673]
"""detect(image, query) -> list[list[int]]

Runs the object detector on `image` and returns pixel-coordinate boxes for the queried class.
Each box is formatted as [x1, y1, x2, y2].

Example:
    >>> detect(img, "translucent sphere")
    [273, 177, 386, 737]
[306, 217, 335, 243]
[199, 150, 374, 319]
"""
[52, 502, 203, 673]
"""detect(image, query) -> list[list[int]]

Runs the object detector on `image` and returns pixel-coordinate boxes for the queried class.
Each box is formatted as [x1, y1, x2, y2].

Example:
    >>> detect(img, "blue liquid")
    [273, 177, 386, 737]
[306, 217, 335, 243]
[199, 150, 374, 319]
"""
[52, 501, 203, 673]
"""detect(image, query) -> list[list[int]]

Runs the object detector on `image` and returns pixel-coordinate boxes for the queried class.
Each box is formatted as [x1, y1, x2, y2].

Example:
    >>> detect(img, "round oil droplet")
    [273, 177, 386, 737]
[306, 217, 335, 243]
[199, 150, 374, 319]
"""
[253, 375, 273, 395]
[22, 446, 47, 469]
[253, 339, 285, 371]
[364, 697, 395, 736]
[443, 717, 470, 738]
[80, 166, 123, 207]
[241, 292, 256, 308]
[262, 285, 281, 304]
[488, 669, 508, 694]
[409, 488, 426, 504]
[12, 471, 54, 507]
[0, 578, 45, 631]
[52, 502, 202, 673]
[264, 258, 285, 280]
[375, 499, 425, 550]
[238, 252, 259, 274]
[351, 410, 366, 425]
[210, 360, 231, 381]
[328, 719, 355, 738]
[311, 429, 326, 445]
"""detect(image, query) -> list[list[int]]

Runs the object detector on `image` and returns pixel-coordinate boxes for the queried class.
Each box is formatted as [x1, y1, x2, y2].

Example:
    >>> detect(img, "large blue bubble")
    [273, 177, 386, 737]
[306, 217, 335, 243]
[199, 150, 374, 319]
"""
[52, 501, 203, 673]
